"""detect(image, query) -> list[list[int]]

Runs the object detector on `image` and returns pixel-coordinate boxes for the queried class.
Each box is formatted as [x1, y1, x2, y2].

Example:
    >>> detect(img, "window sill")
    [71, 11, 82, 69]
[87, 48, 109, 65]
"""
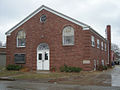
[91, 45, 95, 48]
[62, 44, 74, 46]
[17, 46, 26, 48]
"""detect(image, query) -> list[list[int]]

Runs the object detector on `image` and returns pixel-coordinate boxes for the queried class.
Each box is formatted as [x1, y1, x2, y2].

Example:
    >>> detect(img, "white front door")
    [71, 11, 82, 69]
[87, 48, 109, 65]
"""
[37, 50, 49, 70]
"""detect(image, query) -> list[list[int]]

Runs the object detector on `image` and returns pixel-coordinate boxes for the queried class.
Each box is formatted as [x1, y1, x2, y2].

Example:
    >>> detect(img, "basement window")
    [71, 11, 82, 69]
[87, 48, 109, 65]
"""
[14, 54, 25, 64]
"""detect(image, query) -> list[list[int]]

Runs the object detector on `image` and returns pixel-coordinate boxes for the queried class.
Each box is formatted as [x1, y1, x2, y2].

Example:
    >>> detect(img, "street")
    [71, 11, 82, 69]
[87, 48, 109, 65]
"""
[0, 66, 120, 90]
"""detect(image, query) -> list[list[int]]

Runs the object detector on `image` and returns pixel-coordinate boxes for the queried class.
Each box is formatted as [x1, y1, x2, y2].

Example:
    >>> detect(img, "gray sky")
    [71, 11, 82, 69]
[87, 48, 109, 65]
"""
[0, 0, 120, 46]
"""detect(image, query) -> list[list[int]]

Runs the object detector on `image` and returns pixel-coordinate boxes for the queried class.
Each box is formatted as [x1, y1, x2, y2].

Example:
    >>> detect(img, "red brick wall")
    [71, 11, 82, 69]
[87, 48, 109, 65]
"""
[6, 9, 108, 71]
[106, 25, 111, 66]
[0, 48, 6, 53]
[89, 31, 108, 69]
[82, 30, 108, 70]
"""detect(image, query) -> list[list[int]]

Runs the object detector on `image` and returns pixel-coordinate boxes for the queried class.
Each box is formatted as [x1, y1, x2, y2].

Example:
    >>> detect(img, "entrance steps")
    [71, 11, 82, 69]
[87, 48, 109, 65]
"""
[36, 70, 50, 74]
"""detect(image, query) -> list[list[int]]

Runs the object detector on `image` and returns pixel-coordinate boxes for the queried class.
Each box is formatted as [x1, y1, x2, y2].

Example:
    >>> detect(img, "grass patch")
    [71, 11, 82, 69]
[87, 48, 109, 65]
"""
[13, 72, 76, 79]
[0, 70, 23, 77]
[0, 69, 91, 80]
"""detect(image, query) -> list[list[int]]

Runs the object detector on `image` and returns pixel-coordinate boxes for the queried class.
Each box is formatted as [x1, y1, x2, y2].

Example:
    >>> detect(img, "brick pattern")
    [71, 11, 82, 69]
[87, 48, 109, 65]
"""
[0, 48, 6, 53]
[6, 9, 108, 71]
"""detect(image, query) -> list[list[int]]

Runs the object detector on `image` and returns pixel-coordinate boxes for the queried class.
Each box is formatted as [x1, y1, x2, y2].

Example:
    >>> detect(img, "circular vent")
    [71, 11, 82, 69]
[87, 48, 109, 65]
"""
[40, 14, 47, 23]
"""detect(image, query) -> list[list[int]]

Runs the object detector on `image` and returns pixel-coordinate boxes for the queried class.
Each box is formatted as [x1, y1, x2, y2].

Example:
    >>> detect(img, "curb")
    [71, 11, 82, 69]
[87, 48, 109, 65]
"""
[0, 77, 15, 81]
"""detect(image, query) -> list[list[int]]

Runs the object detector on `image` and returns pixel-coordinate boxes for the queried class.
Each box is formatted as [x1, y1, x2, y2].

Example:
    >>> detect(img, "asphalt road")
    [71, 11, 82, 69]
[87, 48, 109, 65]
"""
[0, 65, 120, 90]
[0, 81, 120, 90]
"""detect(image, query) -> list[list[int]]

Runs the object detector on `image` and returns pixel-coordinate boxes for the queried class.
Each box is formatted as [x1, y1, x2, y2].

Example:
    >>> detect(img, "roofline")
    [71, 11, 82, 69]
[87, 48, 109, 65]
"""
[90, 28, 107, 42]
[5, 5, 89, 36]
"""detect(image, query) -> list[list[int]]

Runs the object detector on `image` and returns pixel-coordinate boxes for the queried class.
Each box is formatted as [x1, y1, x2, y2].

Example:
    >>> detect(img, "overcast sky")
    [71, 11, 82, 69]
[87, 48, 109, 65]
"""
[0, 0, 120, 47]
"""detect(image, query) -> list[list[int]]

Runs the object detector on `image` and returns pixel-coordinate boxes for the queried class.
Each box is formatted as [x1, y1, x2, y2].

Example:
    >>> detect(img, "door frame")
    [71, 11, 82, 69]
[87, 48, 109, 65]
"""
[37, 43, 50, 70]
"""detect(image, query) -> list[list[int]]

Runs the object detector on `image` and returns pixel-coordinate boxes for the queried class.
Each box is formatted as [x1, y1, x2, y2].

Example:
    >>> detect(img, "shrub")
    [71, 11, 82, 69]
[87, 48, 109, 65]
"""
[6, 64, 22, 71]
[103, 66, 108, 70]
[98, 65, 108, 71]
[60, 66, 65, 72]
[98, 65, 103, 71]
[60, 64, 82, 73]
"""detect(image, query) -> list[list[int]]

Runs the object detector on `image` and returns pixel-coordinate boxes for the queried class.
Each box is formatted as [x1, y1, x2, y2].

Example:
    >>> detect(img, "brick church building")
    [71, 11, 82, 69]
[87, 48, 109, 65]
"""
[5, 5, 111, 71]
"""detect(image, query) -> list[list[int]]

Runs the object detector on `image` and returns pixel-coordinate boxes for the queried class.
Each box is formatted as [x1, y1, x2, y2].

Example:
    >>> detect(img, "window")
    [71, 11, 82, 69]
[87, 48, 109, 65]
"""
[39, 53, 42, 60]
[101, 41, 103, 50]
[97, 39, 100, 48]
[63, 26, 74, 45]
[91, 36, 95, 47]
[105, 43, 107, 51]
[101, 60, 104, 66]
[40, 14, 47, 23]
[17, 30, 26, 47]
[97, 59, 99, 66]
[45, 52, 48, 60]
[14, 54, 25, 64]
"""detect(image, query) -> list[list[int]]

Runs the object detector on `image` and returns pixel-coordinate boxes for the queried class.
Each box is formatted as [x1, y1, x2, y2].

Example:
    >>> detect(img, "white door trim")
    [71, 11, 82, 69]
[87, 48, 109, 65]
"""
[37, 43, 50, 70]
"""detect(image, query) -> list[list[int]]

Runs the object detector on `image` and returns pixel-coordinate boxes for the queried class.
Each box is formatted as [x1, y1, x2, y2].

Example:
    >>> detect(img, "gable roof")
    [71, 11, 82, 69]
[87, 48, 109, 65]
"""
[5, 5, 90, 36]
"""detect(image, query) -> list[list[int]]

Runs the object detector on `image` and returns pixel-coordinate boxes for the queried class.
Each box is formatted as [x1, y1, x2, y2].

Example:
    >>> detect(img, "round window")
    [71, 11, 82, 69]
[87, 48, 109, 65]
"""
[40, 14, 47, 23]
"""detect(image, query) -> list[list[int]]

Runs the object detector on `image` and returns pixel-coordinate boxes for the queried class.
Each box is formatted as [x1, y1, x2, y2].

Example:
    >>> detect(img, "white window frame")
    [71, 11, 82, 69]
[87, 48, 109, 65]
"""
[101, 60, 104, 66]
[101, 41, 103, 50]
[97, 39, 100, 48]
[91, 36, 95, 47]
[97, 59, 99, 66]
[17, 30, 26, 47]
[105, 43, 107, 51]
[62, 26, 74, 46]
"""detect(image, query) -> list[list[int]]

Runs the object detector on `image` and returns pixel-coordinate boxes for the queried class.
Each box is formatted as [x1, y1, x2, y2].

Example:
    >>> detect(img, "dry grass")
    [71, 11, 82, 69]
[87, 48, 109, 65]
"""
[12, 72, 80, 79]
[0, 70, 23, 77]
[0, 67, 101, 80]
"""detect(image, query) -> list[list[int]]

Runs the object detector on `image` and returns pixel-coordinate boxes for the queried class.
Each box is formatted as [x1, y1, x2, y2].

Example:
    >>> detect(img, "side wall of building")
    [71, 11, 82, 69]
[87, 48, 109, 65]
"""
[89, 31, 108, 69]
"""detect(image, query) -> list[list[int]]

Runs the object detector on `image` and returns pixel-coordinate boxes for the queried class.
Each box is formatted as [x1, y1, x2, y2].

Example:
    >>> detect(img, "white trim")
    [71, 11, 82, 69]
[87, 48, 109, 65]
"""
[90, 28, 107, 42]
[83, 27, 90, 30]
[6, 5, 89, 36]
[17, 46, 26, 48]
[0, 47, 6, 48]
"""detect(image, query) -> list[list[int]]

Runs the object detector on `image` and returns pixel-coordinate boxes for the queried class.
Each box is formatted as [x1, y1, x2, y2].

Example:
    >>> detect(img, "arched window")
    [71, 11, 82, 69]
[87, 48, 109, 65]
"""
[62, 26, 74, 45]
[17, 30, 26, 47]
[37, 43, 49, 51]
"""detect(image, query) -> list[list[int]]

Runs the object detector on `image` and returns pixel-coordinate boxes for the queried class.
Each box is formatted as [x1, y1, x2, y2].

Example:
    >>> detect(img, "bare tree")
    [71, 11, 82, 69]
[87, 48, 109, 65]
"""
[111, 43, 120, 60]
[111, 43, 120, 52]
